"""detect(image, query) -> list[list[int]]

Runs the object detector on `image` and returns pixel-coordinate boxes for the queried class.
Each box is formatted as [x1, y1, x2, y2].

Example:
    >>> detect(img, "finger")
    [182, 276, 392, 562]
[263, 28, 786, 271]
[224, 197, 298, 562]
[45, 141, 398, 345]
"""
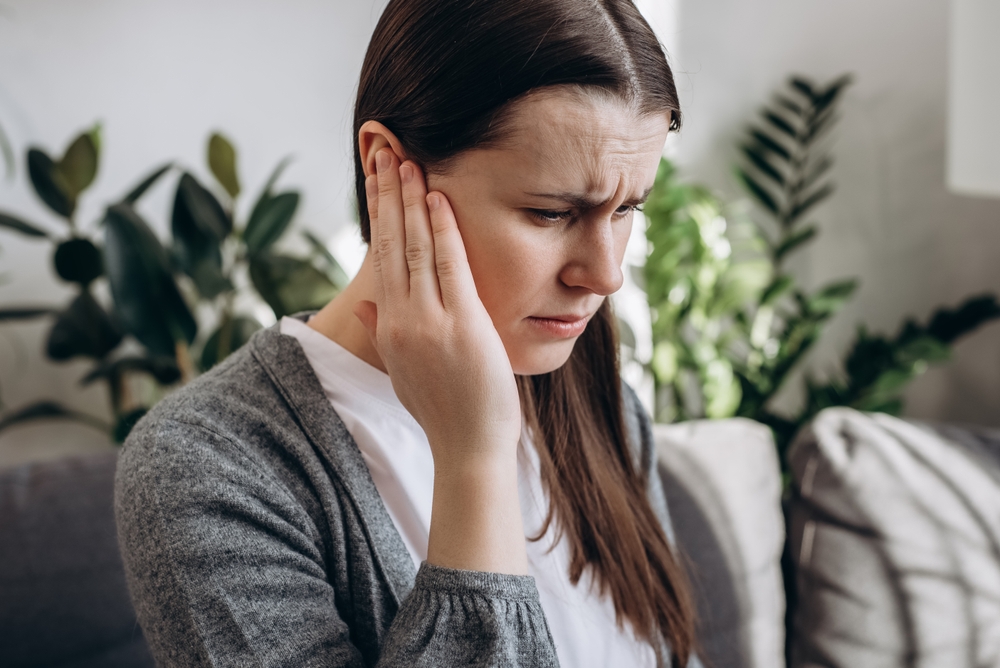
[399, 162, 440, 305]
[364, 175, 386, 307]
[426, 191, 479, 312]
[374, 149, 409, 300]
[366, 173, 379, 226]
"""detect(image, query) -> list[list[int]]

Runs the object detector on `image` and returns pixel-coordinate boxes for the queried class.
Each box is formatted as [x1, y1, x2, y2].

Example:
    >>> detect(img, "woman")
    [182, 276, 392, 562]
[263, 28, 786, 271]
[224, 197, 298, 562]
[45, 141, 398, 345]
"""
[115, 0, 699, 666]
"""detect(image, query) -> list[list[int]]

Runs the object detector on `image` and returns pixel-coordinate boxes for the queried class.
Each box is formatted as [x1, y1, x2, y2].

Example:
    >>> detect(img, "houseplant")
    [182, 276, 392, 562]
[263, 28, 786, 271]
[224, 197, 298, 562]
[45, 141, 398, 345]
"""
[0, 127, 348, 440]
[640, 74, 1000, 470]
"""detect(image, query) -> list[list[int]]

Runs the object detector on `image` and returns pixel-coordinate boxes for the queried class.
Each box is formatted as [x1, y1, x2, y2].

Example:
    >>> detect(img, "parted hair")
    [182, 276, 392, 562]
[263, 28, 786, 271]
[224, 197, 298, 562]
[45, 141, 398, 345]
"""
[353, 0, 694, 663]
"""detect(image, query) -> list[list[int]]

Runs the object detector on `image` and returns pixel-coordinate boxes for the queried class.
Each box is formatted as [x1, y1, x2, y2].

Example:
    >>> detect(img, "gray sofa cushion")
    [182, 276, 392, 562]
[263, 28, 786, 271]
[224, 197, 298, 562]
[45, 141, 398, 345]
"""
[0, 451, 153, 667]
[788, 408, 1000, 668]
[656, 418, 786, 668]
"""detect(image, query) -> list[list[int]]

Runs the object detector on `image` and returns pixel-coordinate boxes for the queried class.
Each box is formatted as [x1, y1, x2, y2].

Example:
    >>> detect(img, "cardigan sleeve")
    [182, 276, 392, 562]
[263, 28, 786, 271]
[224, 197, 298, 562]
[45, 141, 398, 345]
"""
[115, 417, 558, 668]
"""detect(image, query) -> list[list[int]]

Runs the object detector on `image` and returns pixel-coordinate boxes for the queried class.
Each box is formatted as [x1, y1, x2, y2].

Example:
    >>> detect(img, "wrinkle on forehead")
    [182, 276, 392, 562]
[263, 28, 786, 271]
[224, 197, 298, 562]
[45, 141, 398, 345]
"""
[486, 87, 671, 199]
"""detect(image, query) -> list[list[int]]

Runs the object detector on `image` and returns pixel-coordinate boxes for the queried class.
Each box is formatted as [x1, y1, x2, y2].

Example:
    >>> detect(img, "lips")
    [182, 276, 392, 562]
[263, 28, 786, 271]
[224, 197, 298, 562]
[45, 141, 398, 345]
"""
[526, 312, 592, 339]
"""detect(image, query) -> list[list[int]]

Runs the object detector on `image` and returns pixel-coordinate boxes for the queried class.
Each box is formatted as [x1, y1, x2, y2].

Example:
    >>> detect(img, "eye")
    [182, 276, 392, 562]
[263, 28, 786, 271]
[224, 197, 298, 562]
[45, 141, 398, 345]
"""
[615, 204, 643, 217]
[529, 209, 574, 224]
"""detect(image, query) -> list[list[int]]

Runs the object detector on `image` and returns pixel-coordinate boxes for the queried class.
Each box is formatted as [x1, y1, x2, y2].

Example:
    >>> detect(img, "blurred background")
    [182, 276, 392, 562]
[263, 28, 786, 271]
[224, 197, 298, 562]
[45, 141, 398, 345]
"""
[0, 0, 998, 468]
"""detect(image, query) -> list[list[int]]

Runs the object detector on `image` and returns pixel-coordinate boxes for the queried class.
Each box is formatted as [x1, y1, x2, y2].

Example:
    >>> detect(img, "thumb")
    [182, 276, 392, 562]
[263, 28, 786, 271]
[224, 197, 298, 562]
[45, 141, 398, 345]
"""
[352, 300, 378, 346]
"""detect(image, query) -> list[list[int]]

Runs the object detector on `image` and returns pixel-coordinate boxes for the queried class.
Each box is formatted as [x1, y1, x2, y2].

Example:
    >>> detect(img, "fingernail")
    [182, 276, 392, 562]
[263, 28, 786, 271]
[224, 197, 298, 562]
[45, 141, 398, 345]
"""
[376, 150, 390, 173]
[365, 174, 377, 197]
[399, 163, 413, 184]
[426, 193, 440, 211]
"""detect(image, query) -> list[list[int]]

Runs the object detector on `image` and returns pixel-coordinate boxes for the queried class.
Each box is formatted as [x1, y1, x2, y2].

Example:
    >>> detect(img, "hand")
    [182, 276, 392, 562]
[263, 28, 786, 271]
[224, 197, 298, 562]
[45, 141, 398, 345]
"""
[354, 149, 527, 574]
[354, 150, 522, 466]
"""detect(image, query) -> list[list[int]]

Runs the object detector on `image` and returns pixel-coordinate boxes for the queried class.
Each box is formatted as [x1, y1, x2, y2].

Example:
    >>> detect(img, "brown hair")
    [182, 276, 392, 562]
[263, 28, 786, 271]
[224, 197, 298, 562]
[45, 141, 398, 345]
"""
[353, 0, 694, 663]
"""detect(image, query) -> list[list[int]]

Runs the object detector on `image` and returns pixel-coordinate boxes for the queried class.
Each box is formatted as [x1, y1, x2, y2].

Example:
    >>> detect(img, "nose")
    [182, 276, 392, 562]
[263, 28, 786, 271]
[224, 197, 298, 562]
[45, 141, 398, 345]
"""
[558, 216, 626, 296]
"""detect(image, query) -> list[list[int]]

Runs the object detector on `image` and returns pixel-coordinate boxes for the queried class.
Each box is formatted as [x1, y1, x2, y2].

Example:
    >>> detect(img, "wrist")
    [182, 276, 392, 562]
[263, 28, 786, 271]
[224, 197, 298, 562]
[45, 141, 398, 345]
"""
[428, 435, 520, 479]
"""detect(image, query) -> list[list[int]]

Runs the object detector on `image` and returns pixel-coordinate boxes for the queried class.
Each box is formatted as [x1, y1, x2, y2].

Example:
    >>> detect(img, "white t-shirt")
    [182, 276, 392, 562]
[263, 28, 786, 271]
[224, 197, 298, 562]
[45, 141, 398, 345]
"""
[281, 316, 656, 667]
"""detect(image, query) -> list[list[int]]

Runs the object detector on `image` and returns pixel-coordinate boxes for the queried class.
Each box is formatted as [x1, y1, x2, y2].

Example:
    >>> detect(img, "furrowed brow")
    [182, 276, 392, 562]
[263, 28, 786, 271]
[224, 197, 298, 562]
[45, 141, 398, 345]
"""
[527, 185, 654, 209]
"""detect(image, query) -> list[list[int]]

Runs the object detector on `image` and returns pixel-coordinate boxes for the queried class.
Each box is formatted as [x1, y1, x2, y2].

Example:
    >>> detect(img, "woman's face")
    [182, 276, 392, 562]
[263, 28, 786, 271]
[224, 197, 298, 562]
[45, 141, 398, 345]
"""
[426, 88, 671, 375]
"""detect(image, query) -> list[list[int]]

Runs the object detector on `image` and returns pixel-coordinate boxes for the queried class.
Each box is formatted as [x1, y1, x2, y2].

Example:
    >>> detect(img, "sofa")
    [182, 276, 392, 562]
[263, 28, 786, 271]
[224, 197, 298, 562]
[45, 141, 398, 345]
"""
[1, 408, 997, 667]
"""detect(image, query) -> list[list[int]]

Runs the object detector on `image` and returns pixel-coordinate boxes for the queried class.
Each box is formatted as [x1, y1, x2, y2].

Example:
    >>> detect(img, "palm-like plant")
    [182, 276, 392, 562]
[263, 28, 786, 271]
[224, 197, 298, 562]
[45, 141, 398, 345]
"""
[642, 74, 1000, 470]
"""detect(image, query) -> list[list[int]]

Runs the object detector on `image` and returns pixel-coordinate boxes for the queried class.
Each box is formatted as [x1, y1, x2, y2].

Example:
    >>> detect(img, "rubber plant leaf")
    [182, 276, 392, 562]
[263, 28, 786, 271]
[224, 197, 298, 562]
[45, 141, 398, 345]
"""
[45, 289, 123, 361]
[0, 212, 50, 238]
[103, 202, 197, 358]
[207, 132, 241, 199]
[27, 149, 74, 219]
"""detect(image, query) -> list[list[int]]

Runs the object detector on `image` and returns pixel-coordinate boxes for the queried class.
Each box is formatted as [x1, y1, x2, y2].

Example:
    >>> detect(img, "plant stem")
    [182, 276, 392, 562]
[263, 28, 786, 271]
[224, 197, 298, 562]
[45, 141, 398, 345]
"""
[175, 340, 195, 384]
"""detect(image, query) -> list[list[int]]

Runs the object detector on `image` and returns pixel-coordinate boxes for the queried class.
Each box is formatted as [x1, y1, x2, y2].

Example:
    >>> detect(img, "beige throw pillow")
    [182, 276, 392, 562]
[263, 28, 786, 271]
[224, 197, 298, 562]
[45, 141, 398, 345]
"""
[788, 408, 1000, 668]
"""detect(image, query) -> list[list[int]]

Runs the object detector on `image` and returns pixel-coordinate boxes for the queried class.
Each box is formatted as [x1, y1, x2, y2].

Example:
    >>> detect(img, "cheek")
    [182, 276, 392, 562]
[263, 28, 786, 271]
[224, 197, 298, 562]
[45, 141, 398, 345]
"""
[450, 206, 554, 320]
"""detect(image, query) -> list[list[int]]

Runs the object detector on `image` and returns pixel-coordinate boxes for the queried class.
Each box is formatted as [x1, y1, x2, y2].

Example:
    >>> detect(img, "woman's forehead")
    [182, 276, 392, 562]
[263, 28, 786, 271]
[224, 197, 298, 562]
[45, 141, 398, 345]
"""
[475, 89, 671, 198]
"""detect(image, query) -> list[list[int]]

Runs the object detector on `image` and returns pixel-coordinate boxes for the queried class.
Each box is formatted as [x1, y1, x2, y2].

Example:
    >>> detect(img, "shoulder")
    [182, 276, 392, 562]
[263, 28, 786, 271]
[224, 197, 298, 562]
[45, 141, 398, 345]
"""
[115, 328, 342, 540]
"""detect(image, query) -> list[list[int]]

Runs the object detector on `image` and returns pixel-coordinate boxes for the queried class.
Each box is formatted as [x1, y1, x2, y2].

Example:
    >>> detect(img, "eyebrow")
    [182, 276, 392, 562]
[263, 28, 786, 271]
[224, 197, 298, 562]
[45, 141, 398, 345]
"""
[525, 186, 654, 209]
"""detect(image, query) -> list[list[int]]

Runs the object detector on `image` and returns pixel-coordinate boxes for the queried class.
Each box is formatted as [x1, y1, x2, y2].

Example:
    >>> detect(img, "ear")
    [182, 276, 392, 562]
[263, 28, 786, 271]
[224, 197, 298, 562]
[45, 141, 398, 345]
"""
[359, 120, 408, 177]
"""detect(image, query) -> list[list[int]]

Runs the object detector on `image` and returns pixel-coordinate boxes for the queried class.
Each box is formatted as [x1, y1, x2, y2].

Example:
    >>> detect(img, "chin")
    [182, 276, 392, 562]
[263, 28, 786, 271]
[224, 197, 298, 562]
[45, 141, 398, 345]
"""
[508, 341, 577, 376]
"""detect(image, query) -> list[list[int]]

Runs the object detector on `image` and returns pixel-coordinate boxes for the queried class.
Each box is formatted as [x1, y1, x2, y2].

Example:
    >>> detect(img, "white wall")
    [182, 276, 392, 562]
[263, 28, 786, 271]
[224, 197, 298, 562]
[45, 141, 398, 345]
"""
[671, 0, 1000, 426]
[0, 0, 996, 466]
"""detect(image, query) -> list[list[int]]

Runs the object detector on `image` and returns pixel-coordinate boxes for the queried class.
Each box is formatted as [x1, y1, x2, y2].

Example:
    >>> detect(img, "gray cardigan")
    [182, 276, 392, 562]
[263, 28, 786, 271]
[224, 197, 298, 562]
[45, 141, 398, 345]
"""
[115, 323, 685, 667]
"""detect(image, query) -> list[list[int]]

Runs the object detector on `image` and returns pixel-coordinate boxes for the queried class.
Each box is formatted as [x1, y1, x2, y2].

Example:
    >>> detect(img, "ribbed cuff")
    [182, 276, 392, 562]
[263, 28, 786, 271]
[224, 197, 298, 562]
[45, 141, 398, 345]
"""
[414, 562, 540, 601]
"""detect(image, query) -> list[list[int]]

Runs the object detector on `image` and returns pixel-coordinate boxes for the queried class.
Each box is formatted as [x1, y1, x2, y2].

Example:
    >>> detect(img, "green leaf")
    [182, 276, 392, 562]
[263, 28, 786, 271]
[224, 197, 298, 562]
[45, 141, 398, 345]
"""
[787, 184, 834, 224]
[774, 225, 817, 261]
[56, 127, 99, 197]
[53, 237, 103, 285]
[249, 253, 340, 319]
[104, 203, 197, 357]
[45, 290, 123, 361]
[775, 95, 804, 116]
[652, 341, 678, 383]
[171, 173, 231, 297]
[0, 307, 56, 321]
[302, 230, 350, 288]
[703, 358, 742, 419]
[805, 110, 841, 144]
[187, 258, 233, 300]
[199, 315, 262, 370]
[27, 148, 74, 219]
[749, 129, 792, 161]
[763, 112, 797, 139]
[173, 172, 231, 240]
[790, 76, 817, 101]
[0, 211, 50, 238]
[800, 156, 833, 193]
[208, 132, 240, 199]
[926, 294, 1000, 343]
[736, 168, 780, 215]
[244, 191, 299, 254]
[122, 163, 172, 204]
[813, 74, 853, 115]
[113, 407, 148, 443]
[760, 275, 794, 306]
[81, 355, 180, 387]
[807, 279, 858, 315]
[260, 156, 293, 197]
[741, 145, 785, 187]
[0, 401, 109, 435]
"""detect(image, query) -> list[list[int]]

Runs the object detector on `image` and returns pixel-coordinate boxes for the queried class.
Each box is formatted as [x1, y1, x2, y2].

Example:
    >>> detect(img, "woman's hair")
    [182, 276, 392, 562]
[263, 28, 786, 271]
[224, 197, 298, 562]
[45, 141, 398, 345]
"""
[353, 0, 694, 663]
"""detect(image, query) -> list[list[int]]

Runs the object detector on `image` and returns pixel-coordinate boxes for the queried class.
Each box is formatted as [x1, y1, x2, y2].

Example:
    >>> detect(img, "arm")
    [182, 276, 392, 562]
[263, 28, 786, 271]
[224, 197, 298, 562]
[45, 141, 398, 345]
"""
[354, 146, 528, 576]
[116, 418, 558, 667]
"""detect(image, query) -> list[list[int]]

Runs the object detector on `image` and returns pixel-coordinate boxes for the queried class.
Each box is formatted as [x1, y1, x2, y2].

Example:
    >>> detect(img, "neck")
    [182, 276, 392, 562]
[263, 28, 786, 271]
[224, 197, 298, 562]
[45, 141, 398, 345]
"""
[306, 251, 387, 373]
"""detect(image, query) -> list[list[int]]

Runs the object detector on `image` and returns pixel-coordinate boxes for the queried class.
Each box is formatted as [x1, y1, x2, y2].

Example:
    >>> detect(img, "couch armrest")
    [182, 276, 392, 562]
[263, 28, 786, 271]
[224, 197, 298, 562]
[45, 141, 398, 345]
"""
[656, 418, 786, 668]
